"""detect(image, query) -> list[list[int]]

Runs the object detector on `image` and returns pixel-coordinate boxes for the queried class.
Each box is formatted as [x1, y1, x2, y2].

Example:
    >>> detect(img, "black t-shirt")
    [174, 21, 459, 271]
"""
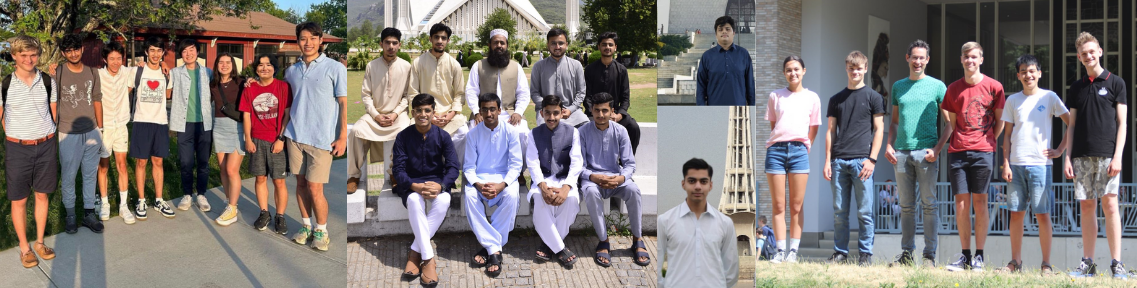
[827, 86, 886, 159]
[1067, 70, 1128, 158]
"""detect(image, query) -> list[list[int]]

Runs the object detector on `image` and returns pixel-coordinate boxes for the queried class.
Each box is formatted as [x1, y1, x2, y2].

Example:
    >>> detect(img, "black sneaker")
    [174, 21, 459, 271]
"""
[82, 210, 104, 233]
[1111, 260, 1129, 280]
[254, 210, 271, 231]
[922, 253, 936, 268]
[858, 252, 873, 266]
[274, 214, 288, 234]
[65, 214, 78, 234]
[827, 252, 848, 264]
[946, 253, 971, 272]
[1070, 257, 1096, 278]
[889, 250, 913, 267]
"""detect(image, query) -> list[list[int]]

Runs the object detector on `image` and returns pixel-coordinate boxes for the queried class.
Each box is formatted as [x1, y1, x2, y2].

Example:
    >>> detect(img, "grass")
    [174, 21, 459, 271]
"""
[755, 260, 1133, 287]
[0, 126, 254, 251]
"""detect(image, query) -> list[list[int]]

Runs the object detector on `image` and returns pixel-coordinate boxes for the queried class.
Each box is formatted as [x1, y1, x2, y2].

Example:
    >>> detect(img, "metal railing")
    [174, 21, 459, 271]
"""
[873, 182, 1137, 237]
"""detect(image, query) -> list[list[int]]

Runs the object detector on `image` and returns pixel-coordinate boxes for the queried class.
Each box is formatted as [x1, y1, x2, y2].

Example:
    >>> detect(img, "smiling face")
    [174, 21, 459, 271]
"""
[906, 47, 928, 76]
[682, 169, 712, 202]
[181, 44, 198, 65]
[783, 60, 805, 87]
[256, 56, 275, 80]
[298, 29, 323, 58]
[547, 34, 567, 58]
[479, 100, 501, 128]
[63, 47, 83, 65]
[413, 104, 435, 128]
[1017, 63, 1041, 90]
[598, 38, 616, 58]
[540, 104, 562, 129]
[960, 48, 983, 73]
[146, 45, 164, 66]
[105, 50, 124, 74]
[12, 50, 39, 74]
[847, 62, 867, 84]
[1077, 41, 1102, 69]
[217, 55, 234, 77]
[430, 31, 449, 53]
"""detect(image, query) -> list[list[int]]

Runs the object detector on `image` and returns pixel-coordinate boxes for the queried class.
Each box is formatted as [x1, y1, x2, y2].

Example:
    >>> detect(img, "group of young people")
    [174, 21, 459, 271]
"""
[351, 23, 646, 285]
[3, 21, 346, 269]
[761, 32, 1129, 279]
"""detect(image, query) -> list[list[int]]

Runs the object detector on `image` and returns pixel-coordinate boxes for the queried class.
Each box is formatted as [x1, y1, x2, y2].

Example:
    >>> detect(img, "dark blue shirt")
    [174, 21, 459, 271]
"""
[696, 44, 754, 106]
[392, 124, 460, 205]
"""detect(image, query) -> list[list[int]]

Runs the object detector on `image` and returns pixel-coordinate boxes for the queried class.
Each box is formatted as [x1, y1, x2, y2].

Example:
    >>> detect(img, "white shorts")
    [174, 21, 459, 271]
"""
[100, 125, 129, 158]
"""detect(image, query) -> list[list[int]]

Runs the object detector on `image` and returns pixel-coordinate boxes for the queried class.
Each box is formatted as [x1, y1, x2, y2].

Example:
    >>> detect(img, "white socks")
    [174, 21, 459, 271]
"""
[302, 218, 312, 226]
[119, 191, 128, 206]
[789, 238, 800, 251]
[101, 196, 109, 205]
[777, 240, 787, 251]
[316, 223, 327, 231]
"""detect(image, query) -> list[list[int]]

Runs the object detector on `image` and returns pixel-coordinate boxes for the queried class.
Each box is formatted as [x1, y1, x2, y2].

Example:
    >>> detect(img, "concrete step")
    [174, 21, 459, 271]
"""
[795, 247, 836, 261]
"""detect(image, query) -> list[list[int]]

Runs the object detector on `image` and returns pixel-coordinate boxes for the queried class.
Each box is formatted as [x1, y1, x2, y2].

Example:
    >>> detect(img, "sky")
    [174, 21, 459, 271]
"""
[272, 0, 317, 13]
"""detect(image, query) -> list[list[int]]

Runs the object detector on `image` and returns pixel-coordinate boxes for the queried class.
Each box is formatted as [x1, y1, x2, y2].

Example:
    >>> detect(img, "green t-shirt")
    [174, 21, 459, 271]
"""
[187, 67, 202, 122]
[891, 76, 947, 150]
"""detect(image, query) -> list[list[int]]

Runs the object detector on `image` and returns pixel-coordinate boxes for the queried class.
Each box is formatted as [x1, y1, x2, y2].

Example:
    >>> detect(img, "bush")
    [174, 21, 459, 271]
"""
[660, 34, 693, 56]
[587, 51, 602, 64]
[397, 52, 411, 63]
[465, 52, 484, 67]
[512, 51, 524, 63]
[659, 46, 682, 57]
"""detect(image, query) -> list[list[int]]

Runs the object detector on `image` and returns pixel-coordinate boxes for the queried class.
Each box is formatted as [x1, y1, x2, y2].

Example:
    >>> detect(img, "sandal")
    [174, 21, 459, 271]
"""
[472, 248, 488, 267]
[20, 249, 37, 268]
[402, 250, 421, 279]
[485, 252, 503, 277]
[1041, 262, 1053, 275]
[556, 248, 578, 268]
[420, 258, 439, 286]
[631, 239, 651, 266]
[33, 242, 55, 260]
[536, 243, 554, 261]
[594, 241, 612, 267]
[1006, 259, 1022, 273]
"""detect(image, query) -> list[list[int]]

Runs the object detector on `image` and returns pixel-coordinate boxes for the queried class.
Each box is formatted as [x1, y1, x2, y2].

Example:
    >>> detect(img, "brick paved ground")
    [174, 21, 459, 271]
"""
[349, 233, 659, 287]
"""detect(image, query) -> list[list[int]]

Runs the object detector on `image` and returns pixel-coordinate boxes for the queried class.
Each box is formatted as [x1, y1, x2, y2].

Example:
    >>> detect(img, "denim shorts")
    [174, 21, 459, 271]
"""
[765, 141, 810, 174]
[1006, 165, 1052, 214]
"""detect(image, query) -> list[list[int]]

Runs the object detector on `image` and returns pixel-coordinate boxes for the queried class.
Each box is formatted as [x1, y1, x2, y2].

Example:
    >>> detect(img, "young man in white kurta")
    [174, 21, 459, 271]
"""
[525, 96, 583, 262]
[463, 93, 523, 265]
[348, 28, 411, 193]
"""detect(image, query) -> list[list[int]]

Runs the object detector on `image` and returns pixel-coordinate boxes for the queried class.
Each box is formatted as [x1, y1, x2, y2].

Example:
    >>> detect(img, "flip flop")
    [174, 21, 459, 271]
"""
[472, 247, 488, 267]
[536, 243, 554, 261]
[594, 241, 612, 267]
[485, 252, 503, 277]
[632, 239, 651, 266]
[557, 248, 578, 268]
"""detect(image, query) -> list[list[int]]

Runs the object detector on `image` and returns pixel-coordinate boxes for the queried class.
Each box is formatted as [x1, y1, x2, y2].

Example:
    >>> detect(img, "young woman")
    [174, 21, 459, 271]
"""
[212, 52, 247, 226]
[764, 55, 821, 263]
[239, 54, 292, 233]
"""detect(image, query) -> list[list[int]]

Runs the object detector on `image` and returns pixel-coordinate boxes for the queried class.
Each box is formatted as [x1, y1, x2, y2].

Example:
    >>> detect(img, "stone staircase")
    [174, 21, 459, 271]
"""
[657, 32, 758, 105]
[794, 231, 864, 262]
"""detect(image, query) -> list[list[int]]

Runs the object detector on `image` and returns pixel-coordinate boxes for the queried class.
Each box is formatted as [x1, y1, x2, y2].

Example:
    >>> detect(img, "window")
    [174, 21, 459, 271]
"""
[725, 0, 755, 34]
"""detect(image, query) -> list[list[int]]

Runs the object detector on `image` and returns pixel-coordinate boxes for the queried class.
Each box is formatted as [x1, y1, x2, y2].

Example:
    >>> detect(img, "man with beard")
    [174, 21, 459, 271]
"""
[406, 23, 468, 175]
[51, 34, 105, 234]
[530, 28, 589, 127]
[347, 27, 412, 194]
[584, 31, 640, 154]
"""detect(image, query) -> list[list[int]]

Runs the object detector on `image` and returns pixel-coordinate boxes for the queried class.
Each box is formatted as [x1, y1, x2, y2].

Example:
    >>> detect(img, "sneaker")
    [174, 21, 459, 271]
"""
[293, 225, 312, 245]
[945, 254, 971, 272]
[119, 205, 136, 224]
[770, 250, 786, 264]
[135, 202, 148, 220]
[1070, 257, 1096, 278]
[99, 200, 111, 221]
[195, 195, 211, 212]
[971, 254, 985, 272]
[890, 250, 914, 267]
[858, 252, 872, 266]
[310, 229, 330, 251]
[155, 199, 176, 218]
[215, 205, 239, 226]
[274, 215, 288, 235]
[786, 249, 798, 263]
[65, 214, 78, 234]
[922, 253, 936, 268]
[254, 210, 271, 231]
[1005, 259, 1022, 273]
[827, 252, 849, 264]
[1111, 260, 1129, 280]
[82, 210, 104, 233]
[176, 195, 193, 211]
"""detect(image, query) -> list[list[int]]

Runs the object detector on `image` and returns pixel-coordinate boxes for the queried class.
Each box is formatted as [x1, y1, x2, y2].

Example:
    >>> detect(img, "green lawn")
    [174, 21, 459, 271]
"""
[0, 127, 253, 251]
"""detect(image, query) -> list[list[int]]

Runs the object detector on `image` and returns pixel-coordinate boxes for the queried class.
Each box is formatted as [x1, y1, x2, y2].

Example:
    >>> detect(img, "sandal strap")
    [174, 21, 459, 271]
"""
[596, 241, 611, 251]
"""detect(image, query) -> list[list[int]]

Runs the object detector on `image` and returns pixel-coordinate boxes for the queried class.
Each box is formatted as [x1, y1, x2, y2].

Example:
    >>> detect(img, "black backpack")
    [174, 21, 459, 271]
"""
[2, 71, 55, 119]
[131, 66, 169, 120]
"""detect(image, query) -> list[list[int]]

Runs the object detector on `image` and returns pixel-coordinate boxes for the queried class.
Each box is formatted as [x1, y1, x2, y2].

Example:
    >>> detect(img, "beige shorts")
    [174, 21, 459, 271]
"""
[287, 139, 333, 184]
[100, 125, 129, 158]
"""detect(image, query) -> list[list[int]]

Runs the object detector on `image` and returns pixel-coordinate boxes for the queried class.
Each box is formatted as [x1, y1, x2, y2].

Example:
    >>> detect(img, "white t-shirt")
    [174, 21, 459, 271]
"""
[130, 65, 169, 124]
[1001, 89, 1069, 165]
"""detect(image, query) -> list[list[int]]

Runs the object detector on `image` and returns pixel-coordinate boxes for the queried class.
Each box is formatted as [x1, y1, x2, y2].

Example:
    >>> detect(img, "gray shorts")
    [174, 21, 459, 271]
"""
[1072, 157, 1120, 200]
[213, 116, 245, 155]
[249, 138, 288, 179]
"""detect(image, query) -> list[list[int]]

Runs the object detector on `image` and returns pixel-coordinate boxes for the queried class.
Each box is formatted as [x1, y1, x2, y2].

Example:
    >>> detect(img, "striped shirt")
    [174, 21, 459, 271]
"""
[2, 70, 58, 140]
[99, 67, 134, 127]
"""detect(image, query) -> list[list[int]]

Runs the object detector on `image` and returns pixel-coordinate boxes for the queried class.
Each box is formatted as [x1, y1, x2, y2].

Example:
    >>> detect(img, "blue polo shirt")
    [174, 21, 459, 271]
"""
[696, 43, 755, 106]
[283, 53, 348, 151]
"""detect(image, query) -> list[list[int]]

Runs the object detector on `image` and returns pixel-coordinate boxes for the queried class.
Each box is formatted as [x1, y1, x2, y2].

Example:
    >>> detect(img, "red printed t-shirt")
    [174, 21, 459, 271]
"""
[239, 80, 293, 142]
[941, 75, 1005, 153]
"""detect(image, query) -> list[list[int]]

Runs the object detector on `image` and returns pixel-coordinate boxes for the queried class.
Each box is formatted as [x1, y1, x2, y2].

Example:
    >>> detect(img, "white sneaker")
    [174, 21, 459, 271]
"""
[177, 195, 193, 211]
[120, 205, 136, 224]
[99, 201, 111, 221]
[195, 195, 211, 212]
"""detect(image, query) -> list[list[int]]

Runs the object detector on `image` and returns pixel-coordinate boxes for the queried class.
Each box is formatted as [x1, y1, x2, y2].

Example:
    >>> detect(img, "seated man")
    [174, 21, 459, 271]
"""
[578, 92, 648, 267]
[526, 95, 583, 267]
[393, 94, 460, 286]
[463, 93, 523, 277]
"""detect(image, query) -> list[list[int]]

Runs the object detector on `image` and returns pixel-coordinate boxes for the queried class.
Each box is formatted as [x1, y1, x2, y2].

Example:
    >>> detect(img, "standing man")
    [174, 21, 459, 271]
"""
[97, 41, 137, 224]
[884, 40, 949, 267]
[695, 16, 754, 106]
[463, 93, 523, 277]
[54, 34, 105, 234]
[406, 23, 468, 171]
[169, 38, 214, 213]
[579, 92, 647, 267]
[3, 35, 59, 268]
[284, 22, 348, 252]
[942, 42, 1004, 272]
[530, 28, 589, 127]
[128, 36, 175, 219]
[657, 158, 739, 288]
[1065, 32, 1129, 279]
[526, 96, 583, 267]
[824, 51, 885, 266]
[347, 27, 411, 194]
[584, 31, 641, 154]
[465, 29, 529, 131]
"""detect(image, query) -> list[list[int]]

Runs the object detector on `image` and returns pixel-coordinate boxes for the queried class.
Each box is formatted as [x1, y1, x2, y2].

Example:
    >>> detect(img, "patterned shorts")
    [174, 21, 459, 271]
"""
[1072, 157, 1120, 200]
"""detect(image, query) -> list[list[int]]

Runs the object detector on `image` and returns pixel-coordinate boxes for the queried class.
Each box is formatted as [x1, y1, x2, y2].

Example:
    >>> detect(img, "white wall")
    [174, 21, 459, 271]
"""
[800, 0, 927, 233]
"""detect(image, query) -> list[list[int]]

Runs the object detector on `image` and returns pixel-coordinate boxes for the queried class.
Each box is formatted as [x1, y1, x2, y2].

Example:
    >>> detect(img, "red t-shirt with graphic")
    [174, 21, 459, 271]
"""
[239, 80, 292, 142]
[942, 75, 1005, 153]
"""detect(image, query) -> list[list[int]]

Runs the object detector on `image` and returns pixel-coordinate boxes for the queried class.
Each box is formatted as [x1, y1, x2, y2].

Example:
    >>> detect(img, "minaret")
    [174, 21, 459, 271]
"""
[384, 0, 393, 29]
[566, 0, 579, 36]
[395, 0, 413, 37]
[718, 106, 756, 274]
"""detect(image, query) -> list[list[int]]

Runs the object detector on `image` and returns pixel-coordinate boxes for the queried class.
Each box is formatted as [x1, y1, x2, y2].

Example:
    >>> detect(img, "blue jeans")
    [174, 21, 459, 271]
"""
[765, 141, 810, 174]
[893, 149, 939, 255]
[178, 122, 213, 197]
[831, 158, 875, 255]
[1007, 165, 1052, 214]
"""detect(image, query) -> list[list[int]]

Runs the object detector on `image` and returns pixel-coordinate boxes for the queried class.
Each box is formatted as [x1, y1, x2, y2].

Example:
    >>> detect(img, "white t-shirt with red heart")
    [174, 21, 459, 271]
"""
[130, 65, 169, 124]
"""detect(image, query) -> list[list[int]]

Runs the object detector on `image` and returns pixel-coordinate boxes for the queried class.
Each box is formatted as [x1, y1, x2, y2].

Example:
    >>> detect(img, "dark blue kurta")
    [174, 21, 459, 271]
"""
[392, 124, 460, 207]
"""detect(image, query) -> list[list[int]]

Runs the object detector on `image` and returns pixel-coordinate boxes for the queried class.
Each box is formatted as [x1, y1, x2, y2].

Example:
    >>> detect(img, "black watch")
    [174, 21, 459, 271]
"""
[867, 158, 877, 164]
[276, 135, 286, 142]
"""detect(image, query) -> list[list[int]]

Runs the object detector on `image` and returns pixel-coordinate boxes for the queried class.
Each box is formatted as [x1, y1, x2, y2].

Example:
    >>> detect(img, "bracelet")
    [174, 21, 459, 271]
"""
[867, 158, 877, 164]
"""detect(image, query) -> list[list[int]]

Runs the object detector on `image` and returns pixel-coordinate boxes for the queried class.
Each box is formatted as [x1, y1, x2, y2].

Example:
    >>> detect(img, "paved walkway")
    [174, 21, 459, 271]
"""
[349, 234, 659, 287]
[0, 160, 348, 287]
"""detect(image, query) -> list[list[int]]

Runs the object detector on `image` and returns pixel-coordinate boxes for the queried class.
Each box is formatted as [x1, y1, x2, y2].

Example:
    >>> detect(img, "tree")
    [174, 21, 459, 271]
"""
[581, 0, 657, 63]
[266, 6, 303, 24]
[358, 19, 374, 40]
[475, 8, 516, 47]
[306, 0, 347, 54]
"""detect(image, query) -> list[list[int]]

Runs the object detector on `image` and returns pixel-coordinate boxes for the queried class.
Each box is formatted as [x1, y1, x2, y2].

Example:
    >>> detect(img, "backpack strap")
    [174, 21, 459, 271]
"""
[2, 74, 11, 105]
[41, 71, 53, 120]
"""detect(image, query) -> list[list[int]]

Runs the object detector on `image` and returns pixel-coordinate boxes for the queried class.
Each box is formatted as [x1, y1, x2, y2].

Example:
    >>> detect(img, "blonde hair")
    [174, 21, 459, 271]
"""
[961, 42, 983, 57]
[9, 35, 42, 55]
[845, 50, 867, 67]
[1075, 32, 1100, 50]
